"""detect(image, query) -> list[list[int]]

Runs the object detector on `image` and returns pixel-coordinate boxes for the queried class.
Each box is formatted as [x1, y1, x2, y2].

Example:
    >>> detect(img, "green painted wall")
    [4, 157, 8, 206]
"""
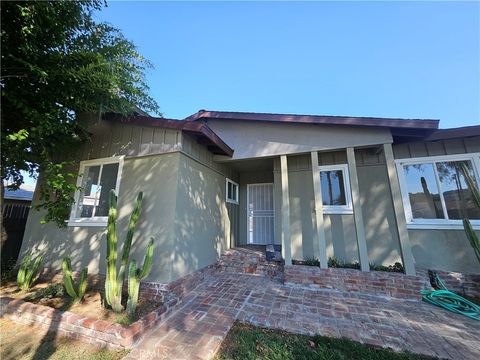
[409, 229, 480, 273]
[171, 154, 232, 280]
[20, 153, 181, 283]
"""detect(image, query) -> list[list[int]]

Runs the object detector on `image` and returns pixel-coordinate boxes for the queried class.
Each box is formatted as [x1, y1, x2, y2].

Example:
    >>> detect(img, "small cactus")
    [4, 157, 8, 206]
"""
[459, 163, 480, 264]
[127, 238, 154, 318]
[17, 252, 44, 290]
[62, 256, 88, 303]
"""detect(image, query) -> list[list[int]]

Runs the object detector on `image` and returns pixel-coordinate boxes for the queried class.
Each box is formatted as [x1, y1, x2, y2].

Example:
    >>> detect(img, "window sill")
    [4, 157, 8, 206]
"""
[321, 208, 353, 215]
[67, 220, 108, 227]
[226, 199, 239, 205]
[407, 222, 480, 230]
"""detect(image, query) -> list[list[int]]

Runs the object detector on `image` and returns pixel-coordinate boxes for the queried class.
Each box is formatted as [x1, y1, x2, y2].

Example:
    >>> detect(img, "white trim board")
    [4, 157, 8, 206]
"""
[395, 152, 480, 230]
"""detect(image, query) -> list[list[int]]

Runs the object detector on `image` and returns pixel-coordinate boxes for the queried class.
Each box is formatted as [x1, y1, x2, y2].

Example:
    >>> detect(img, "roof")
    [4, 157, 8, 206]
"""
[104, 113, 234, 157]
[4, 185, 34, 201]
[185, 110, 440, 130]
[106, 111, 477, 156]
[424, 125, 480, 141]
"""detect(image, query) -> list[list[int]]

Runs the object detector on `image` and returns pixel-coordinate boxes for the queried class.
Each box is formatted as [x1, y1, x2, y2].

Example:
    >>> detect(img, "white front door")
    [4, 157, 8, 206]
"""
[247, 183, 274, 244]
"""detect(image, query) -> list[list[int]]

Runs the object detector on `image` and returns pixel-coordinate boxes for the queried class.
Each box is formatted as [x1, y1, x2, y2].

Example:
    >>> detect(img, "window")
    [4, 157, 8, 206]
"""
[226, 178, 239, 204]
[396, 153, 480, 229]
[68, 156, 124, 226]
[319, 164, 353, 214]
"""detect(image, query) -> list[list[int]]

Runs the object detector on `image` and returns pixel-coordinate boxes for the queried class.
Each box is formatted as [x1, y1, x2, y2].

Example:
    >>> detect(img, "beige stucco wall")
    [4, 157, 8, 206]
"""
[20, 153, 180, 283]
[205, 119, 392, 160]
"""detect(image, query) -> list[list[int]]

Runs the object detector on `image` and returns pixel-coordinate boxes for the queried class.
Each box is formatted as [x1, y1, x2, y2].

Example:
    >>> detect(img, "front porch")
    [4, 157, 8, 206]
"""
[223, 144, 416, 276]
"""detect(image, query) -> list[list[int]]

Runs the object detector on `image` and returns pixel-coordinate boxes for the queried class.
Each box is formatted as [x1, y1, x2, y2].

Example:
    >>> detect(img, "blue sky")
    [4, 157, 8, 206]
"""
[95, 1, 479, 128]
[15, 1, 480, 188]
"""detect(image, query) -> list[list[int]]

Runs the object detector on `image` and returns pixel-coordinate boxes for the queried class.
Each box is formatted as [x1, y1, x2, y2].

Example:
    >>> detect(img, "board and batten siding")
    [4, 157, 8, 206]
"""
[77, 117, 182, 161]
[272, 149, 403, 265]
[393, 137, 480, 274]
[393, 137, 480, 159]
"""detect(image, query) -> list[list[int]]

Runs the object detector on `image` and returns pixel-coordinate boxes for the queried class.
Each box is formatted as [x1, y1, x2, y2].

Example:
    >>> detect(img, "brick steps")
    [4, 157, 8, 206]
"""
[217, 247, 284, 282]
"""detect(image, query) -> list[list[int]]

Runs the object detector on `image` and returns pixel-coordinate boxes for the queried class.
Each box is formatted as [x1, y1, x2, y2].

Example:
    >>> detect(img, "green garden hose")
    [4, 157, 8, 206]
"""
[421, 274, 480, 321]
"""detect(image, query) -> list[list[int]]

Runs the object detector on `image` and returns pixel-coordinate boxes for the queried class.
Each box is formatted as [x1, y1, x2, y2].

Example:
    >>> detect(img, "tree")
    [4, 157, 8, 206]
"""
[1, 1, 160, 226]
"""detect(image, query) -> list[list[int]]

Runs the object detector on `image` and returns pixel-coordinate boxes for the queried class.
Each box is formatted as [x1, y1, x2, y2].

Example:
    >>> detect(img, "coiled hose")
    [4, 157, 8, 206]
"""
[421, 273, 480, 321]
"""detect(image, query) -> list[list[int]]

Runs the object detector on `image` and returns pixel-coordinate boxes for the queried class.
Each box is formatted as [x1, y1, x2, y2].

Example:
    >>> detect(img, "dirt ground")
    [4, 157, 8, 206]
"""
[0, 280, 162, 324]
[0, 318, 128, 360]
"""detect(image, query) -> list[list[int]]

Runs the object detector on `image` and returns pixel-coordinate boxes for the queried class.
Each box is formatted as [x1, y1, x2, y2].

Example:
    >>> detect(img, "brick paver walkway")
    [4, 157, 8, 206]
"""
[124, 273, 480, 360]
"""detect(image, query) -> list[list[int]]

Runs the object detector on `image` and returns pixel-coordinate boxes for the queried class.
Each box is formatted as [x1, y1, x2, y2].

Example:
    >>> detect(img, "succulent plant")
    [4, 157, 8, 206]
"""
[62, 256, 88, 303]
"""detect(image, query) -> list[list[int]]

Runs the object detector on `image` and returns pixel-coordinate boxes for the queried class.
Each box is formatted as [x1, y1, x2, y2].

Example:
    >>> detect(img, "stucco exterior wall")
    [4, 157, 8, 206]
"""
[20, 153, 181, 283]
[205, 119, 392, 160]
[171, 154, 233, 281]
[409, 230, 480, 273]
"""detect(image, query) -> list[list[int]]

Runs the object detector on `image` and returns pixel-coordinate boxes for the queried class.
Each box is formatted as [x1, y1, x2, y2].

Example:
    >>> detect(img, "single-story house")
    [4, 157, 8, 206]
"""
[2, 184, 34, 266]
[20, 110, 480, 284]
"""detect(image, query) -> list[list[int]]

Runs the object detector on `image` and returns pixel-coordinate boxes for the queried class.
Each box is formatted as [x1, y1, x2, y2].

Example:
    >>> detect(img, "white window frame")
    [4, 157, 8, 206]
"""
[226, 178, 239, 204]
[67, 156, 124, 227]
[319, 164, 353, 214]
[395, 153, 480, 230]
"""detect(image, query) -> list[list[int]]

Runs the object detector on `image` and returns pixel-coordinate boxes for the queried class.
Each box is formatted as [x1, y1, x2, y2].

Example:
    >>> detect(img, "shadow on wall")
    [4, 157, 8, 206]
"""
[19, 153, 180, 284]
[171, 155, 231, 281]
[358, 165, 403, 266]
[410, 230, 480, 274]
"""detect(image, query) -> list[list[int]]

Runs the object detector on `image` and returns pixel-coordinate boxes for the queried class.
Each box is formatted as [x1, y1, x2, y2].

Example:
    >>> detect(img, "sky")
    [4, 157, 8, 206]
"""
[15, 1, 480, 188]
[94, 0, 479, 128]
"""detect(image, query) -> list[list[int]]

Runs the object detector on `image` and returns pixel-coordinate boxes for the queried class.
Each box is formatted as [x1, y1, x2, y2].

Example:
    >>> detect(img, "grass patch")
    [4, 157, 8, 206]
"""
[0, 318, 128, 360]
[215, 323, 435, 360]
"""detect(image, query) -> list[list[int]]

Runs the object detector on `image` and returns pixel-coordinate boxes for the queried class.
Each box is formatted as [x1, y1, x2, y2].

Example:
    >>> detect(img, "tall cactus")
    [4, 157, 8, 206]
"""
[62, 256, 88, 303]
[127, 238, 154, 318]
[17, 252, 44, 290]
[459, 163, 480, 264]
[104, 190, 144, 312]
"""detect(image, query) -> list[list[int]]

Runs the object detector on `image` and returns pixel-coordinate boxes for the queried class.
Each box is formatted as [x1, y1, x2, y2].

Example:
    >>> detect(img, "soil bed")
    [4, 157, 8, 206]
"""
[0, 280, 162, 325]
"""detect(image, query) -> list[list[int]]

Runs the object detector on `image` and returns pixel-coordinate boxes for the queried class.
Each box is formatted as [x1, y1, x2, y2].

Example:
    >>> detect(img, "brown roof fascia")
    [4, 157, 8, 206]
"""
[103, 113, 234, 157]
[423, 125, 480, 141]
[185, 110, 440, 130]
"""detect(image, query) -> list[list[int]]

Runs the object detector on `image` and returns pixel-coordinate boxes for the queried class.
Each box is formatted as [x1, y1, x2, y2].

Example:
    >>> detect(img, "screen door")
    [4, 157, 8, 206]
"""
[247, 183, 274, 244]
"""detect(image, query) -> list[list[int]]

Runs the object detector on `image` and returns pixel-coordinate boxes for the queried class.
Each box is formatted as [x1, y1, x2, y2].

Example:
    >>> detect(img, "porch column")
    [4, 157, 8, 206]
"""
[310, 151, 328, 269]
[346, 147, 370, 272]
[383, 143, 416, 276]
[280, 155, 292, 266]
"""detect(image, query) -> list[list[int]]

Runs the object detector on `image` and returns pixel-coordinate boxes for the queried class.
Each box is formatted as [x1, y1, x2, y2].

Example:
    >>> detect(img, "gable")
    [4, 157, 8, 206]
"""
[203, 119, 393, 160]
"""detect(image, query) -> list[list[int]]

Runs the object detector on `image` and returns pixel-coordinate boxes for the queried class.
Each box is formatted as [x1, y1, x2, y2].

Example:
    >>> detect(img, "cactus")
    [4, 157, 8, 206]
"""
[104, 190, 144, 312]
[459, 163, 480, 264]
[62, 256, 88, 303]
[127, 237, 154, 318]
[17, 252, 44, 290]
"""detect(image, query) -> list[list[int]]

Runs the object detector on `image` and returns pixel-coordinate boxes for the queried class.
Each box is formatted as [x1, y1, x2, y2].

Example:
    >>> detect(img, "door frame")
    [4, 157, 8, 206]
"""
[246, 182, 275, 245]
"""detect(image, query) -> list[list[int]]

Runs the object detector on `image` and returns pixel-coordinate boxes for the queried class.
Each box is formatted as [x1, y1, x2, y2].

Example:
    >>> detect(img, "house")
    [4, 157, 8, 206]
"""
[2, 184, 34, 266]
[20, 110, 480, 285]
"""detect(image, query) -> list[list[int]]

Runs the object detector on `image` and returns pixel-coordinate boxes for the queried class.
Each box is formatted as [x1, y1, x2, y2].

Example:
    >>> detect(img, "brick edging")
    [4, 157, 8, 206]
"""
[0, 295, 178, 349]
